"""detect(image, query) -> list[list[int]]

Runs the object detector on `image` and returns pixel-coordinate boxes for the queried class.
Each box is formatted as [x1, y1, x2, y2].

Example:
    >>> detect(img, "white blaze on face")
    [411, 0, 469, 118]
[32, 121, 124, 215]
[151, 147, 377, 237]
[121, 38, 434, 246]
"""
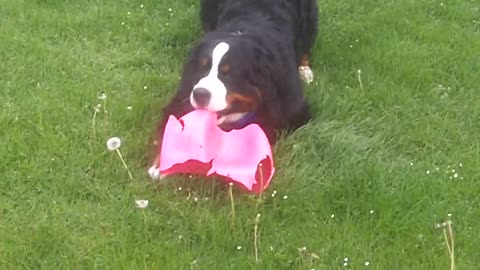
[190, 42, 230, 111]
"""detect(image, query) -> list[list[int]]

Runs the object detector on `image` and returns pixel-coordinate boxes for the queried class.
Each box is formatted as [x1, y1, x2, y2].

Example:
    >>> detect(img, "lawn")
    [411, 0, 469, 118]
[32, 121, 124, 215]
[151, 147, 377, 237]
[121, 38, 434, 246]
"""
[1, 0, 479, 269]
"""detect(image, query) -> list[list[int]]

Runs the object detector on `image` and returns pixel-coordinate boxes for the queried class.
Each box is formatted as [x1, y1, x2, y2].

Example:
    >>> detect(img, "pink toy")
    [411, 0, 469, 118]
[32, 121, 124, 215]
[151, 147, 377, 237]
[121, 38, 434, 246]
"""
[148, 110, 275, 193]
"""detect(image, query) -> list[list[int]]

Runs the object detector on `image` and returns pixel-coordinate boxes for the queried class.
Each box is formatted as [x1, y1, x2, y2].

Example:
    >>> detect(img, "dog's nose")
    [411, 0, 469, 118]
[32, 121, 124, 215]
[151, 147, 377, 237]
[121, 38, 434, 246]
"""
[192, 88, 211, 108]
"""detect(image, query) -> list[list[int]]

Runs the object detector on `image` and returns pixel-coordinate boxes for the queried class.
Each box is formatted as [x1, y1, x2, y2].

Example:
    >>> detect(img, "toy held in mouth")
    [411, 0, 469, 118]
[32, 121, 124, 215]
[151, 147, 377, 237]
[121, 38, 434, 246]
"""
[148, 110, 275, 193]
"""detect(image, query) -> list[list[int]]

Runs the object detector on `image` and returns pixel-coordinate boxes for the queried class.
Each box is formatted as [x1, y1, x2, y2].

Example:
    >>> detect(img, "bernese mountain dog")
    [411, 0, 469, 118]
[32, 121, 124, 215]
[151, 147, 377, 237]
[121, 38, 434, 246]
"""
[156, 0, 318, 147]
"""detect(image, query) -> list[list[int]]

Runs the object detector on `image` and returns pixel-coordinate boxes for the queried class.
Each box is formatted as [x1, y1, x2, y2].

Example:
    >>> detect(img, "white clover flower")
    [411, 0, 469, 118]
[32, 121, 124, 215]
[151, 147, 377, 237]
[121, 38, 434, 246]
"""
[106, 137, 121, 151]
[135, 199, 149, 209]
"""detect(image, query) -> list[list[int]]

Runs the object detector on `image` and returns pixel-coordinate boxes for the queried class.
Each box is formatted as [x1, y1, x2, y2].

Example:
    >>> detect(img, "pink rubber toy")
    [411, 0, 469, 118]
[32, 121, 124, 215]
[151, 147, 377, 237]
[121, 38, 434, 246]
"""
[150, 110, 274, 193]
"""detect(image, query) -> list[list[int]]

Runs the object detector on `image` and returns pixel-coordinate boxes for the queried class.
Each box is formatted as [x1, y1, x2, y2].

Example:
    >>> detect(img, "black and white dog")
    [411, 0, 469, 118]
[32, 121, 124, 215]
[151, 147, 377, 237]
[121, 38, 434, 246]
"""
[156, 0, 318, 148]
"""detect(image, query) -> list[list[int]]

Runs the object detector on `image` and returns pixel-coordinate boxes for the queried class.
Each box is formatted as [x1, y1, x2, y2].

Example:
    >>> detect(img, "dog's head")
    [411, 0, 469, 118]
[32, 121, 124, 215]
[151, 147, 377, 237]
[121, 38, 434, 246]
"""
[180, 32, 269, 128]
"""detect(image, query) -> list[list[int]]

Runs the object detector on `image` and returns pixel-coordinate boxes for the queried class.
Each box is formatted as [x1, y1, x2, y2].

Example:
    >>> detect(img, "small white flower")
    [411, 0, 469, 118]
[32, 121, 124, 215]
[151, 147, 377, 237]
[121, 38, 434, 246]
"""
[143, 85, 148, 90]
[283, 195, 288, 200]
[365, 261, 370, 266]
[331, 214, 335, 219]
[369, 209, 374, 214]
[135, 199, 149, 209]
[178, 187, 182, 191]
[98, 92, 107, 100]
[140, 4, 144, 8]
[121, 21, 125, 26]
[453, 173, 458, 178]
[106, 137, 121, 151]
[436, 167, 440, 171]
[168, 8, 172, 12]
[448, 213, 452, 217]
[343, 262, 348, 266]
[344, 257, 349, 262]
[452, 169, 456, 173]
[426, 170, 430, 175]
[410, 162, 414, 166]
[127, 106, 132, 110]
[94, 103, 102, 112]
[194, 197, 198, 202]
[127, 11, 131, 15]
[459, 163, 463, 167]
[236, 246, 242, 250]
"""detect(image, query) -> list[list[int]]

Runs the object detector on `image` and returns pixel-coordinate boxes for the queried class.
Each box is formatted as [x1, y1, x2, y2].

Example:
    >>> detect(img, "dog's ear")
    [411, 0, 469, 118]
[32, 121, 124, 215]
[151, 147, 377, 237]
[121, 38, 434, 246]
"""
[248, 46, 310, 132]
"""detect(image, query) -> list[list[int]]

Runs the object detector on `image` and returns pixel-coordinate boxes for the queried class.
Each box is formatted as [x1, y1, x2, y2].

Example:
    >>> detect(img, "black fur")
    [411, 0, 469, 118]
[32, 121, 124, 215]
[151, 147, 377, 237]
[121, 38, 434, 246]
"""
[159, 0, 318, 144]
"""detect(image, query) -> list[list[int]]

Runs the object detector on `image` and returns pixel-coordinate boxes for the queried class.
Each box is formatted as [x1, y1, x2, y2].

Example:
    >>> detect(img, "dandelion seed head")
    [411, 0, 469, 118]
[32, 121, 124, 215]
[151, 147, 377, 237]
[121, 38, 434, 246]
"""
[106, 137, 121, 151]
[135, 199, 149, 209]
[98, 92, 107, 100]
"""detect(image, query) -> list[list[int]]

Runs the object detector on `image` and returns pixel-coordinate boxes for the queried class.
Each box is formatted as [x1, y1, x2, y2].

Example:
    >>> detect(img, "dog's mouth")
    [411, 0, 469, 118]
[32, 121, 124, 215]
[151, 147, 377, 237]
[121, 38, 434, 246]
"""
[216, 111, 249, 126]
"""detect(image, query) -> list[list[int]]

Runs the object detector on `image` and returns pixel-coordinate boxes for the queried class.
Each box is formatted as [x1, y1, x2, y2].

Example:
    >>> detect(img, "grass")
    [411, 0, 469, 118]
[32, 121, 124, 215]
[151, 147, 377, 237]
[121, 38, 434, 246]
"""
[0, 0, 479, 269]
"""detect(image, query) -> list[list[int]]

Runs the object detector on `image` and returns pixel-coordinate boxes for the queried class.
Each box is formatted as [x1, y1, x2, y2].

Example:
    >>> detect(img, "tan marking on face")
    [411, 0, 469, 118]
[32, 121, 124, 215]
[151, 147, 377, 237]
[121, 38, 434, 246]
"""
[199, 58, 209, 67]
[220, 63, 231, 74]
[226, 91, 261, 112]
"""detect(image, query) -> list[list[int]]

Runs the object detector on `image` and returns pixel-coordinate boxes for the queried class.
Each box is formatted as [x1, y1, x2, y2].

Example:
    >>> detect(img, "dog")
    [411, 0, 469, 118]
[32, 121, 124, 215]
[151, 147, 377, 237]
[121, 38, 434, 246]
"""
[157, 0, 318, 146]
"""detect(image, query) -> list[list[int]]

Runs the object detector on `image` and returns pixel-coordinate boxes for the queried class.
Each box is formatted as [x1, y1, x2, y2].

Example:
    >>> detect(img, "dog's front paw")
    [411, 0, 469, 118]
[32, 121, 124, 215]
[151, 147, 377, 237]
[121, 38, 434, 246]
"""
[298, 65, 314, 84]
[147, 154, 165, 180]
